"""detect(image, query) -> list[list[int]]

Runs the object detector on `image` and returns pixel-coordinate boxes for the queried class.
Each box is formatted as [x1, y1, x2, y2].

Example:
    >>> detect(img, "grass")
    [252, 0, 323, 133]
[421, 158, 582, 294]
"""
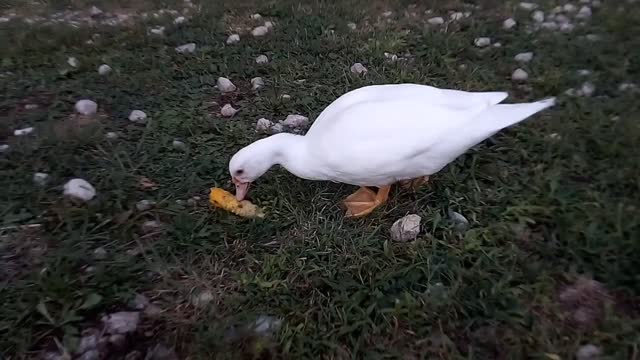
[1, 0, 639, 358]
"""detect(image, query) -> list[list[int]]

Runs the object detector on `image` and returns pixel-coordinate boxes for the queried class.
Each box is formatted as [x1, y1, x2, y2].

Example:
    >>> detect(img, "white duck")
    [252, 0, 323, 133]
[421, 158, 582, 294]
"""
[229, 84, 555, 217]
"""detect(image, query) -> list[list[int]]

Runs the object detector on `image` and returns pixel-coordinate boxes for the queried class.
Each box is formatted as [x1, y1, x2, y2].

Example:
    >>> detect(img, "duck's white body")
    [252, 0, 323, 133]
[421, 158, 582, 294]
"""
[229, 84, 555, 189]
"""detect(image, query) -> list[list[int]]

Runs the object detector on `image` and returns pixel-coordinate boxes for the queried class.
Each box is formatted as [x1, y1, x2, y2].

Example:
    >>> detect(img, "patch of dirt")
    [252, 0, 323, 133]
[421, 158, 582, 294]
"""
[0, 224, 48, 282]
[558, 276, 612, 330]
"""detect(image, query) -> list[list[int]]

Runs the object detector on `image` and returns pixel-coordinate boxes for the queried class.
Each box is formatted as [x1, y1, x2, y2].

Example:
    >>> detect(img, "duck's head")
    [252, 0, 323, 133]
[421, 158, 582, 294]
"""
[228, 136, 282, 200]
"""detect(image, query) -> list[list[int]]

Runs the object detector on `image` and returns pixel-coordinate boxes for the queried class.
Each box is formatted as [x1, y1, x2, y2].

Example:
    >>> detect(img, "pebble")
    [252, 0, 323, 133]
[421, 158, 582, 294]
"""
[93, 247, 107, 259]
[576, 6, 592, 19]
[251, 26, 269, 37]
[89, 6, 103, 17]
[474, 37, 491, 47]
[448, 210, 470, 233]
[128, 110, 147, 123]
[560, 23, 575, 32]
[576, 344, 602, 360]
[450, 12, 464, 21]
[75, 99, 98, 115]
[390, 214, 421, 242]
[280, 94, 291, 101]
[514, 52, 534, 62]
[77, 330, 100, 354]
[191, 290, 214, 307]
[503, 18, 517, 29]
[63, 178, 96, 201]
[619, 82, 638, 92]
[255, 54, 269, 64]
[541, 22, 559, 30]
[216, 77, 236, 92]
[97, 64, 112, 75]
[33, 172, 50, 186]
[512, 68, 529, 81]
[580, 82, 596, 96]
[0, 144, 9, 153]
[564, 4, 577, 12]
[251, 77, 265, 90]
[149, 26, 165, 36]
[14, 127, 34, 136]
[129, 293, 150, 310]
[173, 16, 186, 24]
[250, 13, 262, 20]
[175, 43, 196, 53]
[136, 199, 156, 211]
[350, 62, 368, 74]
[172, 139, 186, 150]
[264, 21, 275, 29]
[105, 132, 118, 139]
[102, 312, 140, 334]
[347, 22, 357, 30]
[531, 10, 545, 22]
[585, 34, 600, 41]
[256, 118, 273, 132]
[548, 133, 562, 140]
[226, 34, 240, 44]
[427, 17, 444, 25]
[384, 52, 398, 62]
[270, 123, 284, 133]
[141, 220, 163, 233]
[519, 2, 538, 10]
[382, 11, 393, 17]
[67, 57, 80, 68]
[493, 42, 502, 48]
[555, 14, 570, 24]
[249, 315, 282, 335]
[220, 104, 238, 117]
[25, 104, 38, 110]
[577, 69, 592, 76]
[282, 114, 309, 128]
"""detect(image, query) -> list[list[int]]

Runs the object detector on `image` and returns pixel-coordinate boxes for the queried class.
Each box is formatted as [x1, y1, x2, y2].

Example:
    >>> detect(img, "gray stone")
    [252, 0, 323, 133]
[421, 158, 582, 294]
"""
[390, 214, 421, 242]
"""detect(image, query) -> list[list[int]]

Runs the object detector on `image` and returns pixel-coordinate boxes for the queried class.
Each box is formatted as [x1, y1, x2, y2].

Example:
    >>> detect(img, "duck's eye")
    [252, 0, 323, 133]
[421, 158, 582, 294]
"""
[235, 169, 244, 176]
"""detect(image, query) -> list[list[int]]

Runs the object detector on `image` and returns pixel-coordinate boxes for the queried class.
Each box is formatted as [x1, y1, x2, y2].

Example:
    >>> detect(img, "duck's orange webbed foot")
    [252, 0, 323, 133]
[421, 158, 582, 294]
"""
[343, 186, 391, 218]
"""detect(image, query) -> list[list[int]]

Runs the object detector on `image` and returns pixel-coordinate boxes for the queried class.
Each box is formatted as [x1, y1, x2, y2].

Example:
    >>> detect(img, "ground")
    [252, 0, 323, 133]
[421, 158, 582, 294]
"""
[1, 0, 639, 359]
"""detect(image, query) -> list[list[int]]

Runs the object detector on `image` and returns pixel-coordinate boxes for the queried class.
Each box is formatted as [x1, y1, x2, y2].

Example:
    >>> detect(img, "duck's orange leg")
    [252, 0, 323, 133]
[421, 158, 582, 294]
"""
[399, 176, 430, 191]
[343, 185, 391, 218]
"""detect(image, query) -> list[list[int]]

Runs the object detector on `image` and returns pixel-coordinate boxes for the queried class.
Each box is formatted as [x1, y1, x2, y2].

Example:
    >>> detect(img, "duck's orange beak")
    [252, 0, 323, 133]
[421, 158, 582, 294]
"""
[232, 177, 250, 201]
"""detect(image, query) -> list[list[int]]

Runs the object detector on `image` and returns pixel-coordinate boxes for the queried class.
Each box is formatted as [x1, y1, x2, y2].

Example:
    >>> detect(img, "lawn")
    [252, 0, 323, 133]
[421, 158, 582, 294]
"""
[1, 0, 639, 358]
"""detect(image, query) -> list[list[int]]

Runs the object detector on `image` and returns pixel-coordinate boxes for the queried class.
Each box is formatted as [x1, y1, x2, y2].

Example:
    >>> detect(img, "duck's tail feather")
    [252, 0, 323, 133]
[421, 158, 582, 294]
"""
[476, 97, 556, 131]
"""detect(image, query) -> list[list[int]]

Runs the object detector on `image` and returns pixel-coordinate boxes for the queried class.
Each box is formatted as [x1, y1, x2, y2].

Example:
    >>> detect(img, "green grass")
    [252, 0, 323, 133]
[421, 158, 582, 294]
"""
[1, 0, 639, 358]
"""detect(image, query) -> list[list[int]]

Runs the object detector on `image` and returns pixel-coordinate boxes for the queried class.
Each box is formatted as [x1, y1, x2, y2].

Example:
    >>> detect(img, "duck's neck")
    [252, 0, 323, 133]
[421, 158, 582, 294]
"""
[263, 133, 322, 180]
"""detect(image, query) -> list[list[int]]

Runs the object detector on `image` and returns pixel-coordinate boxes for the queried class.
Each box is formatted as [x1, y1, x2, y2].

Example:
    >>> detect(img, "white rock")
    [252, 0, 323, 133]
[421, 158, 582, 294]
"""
[514, 52, 534, 62]
[249, 315, 282, 335]
[519, 2, 538, 10]
[382, 11, 393, 17]
[0, 17, 9, 23]
[532, 10, 545, 22]
[105, 132, 118, 140]
[97, 64, 112, 75]
[350, 62, 368, 74]
[251, 77, 265, 91]
[270, 123, 284, 133]
[280, 94, 291, 101]
[256, 118, 273, 132]
[226, 34, 240, 44]
[172, 140, 186, 150]
[141, 220, 163, 233]
[619, 82, 638, 92]
[576, 6, 592, 19]
[102, 312, 140, 334]
[554, 14, 570, 24]
[75, 99, 97, 115]
[0, 144, 9, 153]
[149, 26, 165, 35]
[217, 77, 236, 92]
[89, 6, 103, 16]
[585, 33, 600, 41]
[576, 344, 602, 360]
[14, 127, 34, 136]
[347, 22, 357, 30]
[450, 12, 464, 21]
[129, 294, 149, 310]
[255, 54, 269, 64]
[175, 43, 196, 53]
[384, 52, 398, 62]
[220, 104, 238, 117]
[191, 290, 214, 307]
[264, 21, 275, 29]
[136, 199, 156, 211]
[512, 68, 529, 81]
[93, 247, 107, 259]
[577, 69, 592, 76]
[173, 16, 186, 24]
[67, 57, 80, 68]
[493, 42, 502, 48]
[33, 172, 49, 186]
[390, 214, 421, 242]
[474, 37, 491, 47]
[25, 104, 38, 110]
[503, 18, 517, 29]
[427, 17, 444, 25]
[564, 3, 577, 12]
[128, 110, 147, 123]
[251, 26, 269, 37]
[449, 210, 470, 232]
[77, 331, 99, 354]
[250, 13, 262, 20]
[580, 82, 596, 96]
[560, 23, 575, 32]
[282, 114, 309, 128]
[548, 133, 562, 140]
[550, 6, 563, 14]
[541, 21, 559, 30]
[63, 178, 96, 201]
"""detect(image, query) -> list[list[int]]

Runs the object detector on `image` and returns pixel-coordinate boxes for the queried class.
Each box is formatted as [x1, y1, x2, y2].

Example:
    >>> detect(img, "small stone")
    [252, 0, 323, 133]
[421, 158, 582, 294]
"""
[270, 123, 284, 134]
[251, 77, 265, 90]
[251, 26, 269, 36]
[33, 172, 50, 186]
[282, 114, 309, 128]
[89, 6, 103, 17]
[531, 10, 545, 22]
[503, 18, 517, 29]
[255, 54, 269, 64]
[564, 88, 578, 97]
[382, 11, 393, 17]
[541, 21, 559, 30]
[580, 82, 596, 97]
[560, 23, 575, 32]
[97, 64, 112, 75]
[264, 21, 275, 29]
[514, 52, 534, 62]
[172, 140, 186, 150]
[555, 14, 570, 24]
[427, 17, 444, 25]
[141, 220, 163, 233]
[226, 34, 240, 44]
[619, 82, 638, 92]
[548, 133, 562, 140]
[350, 62, 368, 74]
[347, 22, 357, 30]
[173, 16, 186, 24]
[221, 104, 238, 117]
[128, 110, 147, 123]
[564, 3, 577, 12]
[67, 57, 80, 68]
[191, 290, 214, 307]
[474, 37, 491, 47]
[448, 210, 470, 233]
[384, 52, 398, 62]
[551, 6, 563, 14]
[249, 315, 282, 335]
[24, 104, 38, 110]
[492, 42, 502, 48]
[93, 247, 107, 259]
[256, 118, 273, 132]
[280, 94, 291, 101]
[216, 77, 236, 92]
[450, 12, 464, 21]
[576, 6, 592, 19]
[250, 13, 262, 20]
[576, 344, 602, 360]
[136, 199, 156, 211]
[577, 69, 592, 76]
[0, 144, 9, 153]
[75, 99, 98, 115]
[63, 178, 96, 201]
[105, 132, 118, 139]
[519, 2, 538, 10]
[77, 330, 100, 354]
[14, 127, 34, 136]
[175, 43, 196, 54]
[129, 293, 149, 310]
[102, 312, 140, 334]
[149, 26, 165, 35]
[585, 33, 600, 41]
[390, 214, 421, 242]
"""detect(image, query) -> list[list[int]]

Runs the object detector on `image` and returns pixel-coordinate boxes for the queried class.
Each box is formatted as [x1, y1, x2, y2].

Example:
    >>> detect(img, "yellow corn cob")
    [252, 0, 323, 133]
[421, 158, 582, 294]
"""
[209, 187, 265, 218]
